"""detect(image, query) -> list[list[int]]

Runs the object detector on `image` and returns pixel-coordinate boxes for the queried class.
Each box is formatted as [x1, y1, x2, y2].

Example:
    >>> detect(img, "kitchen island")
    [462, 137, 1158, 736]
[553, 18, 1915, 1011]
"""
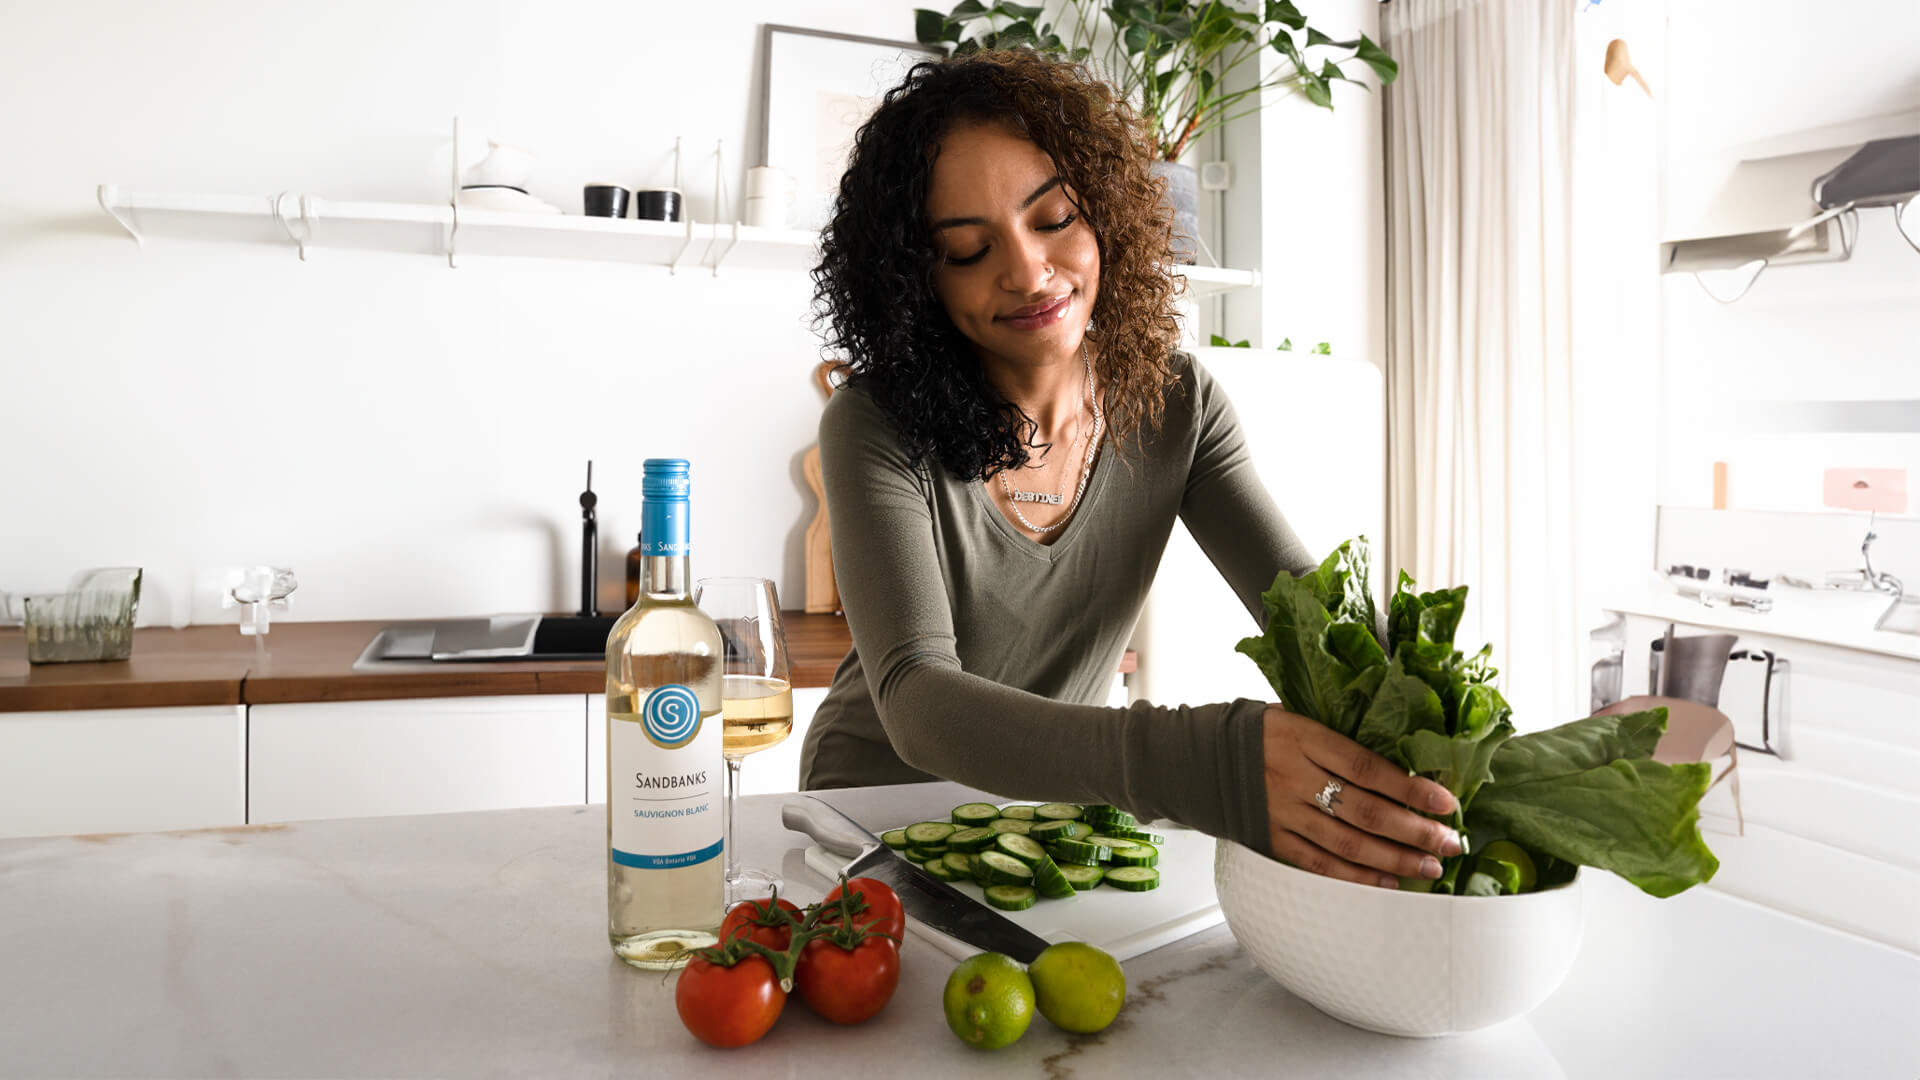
[2, 781, 1914, 1078]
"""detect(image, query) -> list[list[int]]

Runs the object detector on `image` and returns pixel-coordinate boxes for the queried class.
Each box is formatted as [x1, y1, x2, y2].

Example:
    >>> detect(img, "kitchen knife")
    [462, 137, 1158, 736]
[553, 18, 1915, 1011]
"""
[782, 796, 1051, 964]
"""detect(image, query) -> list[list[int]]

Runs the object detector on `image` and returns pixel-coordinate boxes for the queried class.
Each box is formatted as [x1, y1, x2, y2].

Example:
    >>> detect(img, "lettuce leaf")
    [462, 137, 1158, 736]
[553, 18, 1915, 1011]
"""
[1466, 758, 1720, 898]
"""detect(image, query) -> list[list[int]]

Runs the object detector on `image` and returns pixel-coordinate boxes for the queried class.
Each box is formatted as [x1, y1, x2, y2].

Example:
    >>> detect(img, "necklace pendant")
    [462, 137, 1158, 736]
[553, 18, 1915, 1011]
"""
[1009, 489, 1063, 505]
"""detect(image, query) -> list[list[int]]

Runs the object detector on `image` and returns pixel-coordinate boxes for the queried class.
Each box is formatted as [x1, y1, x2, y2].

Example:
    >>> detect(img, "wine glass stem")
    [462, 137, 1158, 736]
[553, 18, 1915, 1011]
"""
[723, 754, 744, 891]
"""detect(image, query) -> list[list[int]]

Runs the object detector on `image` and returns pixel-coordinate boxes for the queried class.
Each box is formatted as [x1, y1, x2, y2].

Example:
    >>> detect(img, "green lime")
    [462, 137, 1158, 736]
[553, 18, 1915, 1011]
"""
[1480, 840, 1538, 893]
[1028, 942, 1126, 1034]
[943, 952, 1036, 1050]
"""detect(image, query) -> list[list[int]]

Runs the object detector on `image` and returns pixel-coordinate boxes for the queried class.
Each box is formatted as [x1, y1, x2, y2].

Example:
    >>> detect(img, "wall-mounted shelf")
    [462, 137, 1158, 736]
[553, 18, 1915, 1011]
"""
[95, 184, 1263, 295]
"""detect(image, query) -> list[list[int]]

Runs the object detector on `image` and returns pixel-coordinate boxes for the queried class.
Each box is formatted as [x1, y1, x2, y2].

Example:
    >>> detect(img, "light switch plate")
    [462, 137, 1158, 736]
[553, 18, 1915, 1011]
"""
[1199, 160, 1232, 191]
[1822, 467, 1908, 513]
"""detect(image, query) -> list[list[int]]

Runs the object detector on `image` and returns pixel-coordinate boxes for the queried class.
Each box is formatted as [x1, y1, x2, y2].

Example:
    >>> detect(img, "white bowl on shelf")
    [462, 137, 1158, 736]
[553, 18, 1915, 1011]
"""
[1214, 839, 1586, 1037]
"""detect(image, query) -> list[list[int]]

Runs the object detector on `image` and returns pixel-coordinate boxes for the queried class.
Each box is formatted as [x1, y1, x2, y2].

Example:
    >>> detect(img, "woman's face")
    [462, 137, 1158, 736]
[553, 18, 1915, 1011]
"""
[925, 120, 1100, 372]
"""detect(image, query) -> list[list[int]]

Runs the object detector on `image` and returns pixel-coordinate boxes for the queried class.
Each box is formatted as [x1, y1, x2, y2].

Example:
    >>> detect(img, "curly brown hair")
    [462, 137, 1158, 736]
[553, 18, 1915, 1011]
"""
[812, 49, 1182, 482]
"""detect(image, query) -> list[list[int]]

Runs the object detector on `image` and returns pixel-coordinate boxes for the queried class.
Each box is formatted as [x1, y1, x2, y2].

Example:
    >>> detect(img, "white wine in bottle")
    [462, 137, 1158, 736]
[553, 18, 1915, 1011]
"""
[606, 458, 726, 970]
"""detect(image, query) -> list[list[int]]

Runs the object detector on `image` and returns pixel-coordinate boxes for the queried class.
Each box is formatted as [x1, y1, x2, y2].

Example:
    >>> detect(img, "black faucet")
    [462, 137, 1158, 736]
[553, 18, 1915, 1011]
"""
[579, 461, 597, 618]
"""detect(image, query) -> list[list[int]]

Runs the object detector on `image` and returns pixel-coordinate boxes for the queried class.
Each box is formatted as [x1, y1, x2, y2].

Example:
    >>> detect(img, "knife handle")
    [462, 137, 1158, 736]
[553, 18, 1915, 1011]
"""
[781, 797, 876, 860]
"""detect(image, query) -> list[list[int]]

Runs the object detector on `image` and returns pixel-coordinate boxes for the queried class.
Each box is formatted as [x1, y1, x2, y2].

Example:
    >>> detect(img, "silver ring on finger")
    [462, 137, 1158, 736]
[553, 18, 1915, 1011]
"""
[1314, 779, 1343, 817]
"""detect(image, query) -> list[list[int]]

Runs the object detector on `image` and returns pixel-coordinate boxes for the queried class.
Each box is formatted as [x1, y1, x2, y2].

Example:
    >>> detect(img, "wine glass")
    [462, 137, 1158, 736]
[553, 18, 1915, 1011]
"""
[692, 576, 793, 903]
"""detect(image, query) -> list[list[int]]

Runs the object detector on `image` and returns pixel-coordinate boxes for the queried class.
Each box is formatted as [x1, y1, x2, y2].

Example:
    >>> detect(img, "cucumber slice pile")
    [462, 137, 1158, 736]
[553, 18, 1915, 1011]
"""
[878, 801, 1176, 909]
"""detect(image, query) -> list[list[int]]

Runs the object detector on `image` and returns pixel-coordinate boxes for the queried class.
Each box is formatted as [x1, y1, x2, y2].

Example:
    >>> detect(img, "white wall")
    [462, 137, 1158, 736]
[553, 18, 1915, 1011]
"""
[1656, 0, 1920, 518]
[0, 0, 935, 626]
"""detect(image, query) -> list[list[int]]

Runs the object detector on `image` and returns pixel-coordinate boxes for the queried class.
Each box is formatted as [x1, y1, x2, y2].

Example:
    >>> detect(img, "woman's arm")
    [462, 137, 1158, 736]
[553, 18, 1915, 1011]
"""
[1175, 358, 1320, 623]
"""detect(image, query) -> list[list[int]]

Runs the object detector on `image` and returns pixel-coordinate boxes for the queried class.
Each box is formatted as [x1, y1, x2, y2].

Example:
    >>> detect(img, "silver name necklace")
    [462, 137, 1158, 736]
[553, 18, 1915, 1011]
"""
[998, 344, 1102, 534]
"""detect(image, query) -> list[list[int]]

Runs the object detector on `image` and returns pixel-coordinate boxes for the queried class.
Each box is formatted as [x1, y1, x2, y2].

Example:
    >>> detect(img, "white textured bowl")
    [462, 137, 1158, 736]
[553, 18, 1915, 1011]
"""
[1214, 840, 1586, 1037]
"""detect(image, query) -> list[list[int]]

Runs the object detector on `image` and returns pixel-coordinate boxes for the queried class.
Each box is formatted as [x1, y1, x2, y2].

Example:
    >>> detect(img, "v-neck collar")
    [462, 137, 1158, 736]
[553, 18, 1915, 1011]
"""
[968, 435, 1113, 563]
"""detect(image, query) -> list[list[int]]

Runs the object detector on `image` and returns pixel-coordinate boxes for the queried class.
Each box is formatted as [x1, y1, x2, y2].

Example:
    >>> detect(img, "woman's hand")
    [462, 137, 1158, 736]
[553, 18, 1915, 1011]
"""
[1262, 705, 1463, 888]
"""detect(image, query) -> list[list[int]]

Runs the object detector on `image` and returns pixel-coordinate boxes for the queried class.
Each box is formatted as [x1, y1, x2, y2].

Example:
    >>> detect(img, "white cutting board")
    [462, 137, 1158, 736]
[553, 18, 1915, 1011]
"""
[801, 818, 1223, 963]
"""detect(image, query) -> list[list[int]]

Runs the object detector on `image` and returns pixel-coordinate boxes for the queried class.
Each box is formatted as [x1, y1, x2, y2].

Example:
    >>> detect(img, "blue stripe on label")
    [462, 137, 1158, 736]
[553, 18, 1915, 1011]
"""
[612, 838, 723, 870]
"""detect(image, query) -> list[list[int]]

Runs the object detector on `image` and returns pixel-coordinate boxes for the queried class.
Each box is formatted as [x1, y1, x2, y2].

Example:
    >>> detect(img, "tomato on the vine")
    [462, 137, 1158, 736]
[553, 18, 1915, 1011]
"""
[796, 933, 901, 1025]
[720, 897, 802, 951]
[674, 952, 785, 1048]
[820, 877, 906, 943]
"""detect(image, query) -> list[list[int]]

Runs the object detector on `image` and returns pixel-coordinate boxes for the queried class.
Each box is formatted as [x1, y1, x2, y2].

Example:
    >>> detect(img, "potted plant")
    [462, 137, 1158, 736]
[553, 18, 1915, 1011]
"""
[914, 1, 1398, 261]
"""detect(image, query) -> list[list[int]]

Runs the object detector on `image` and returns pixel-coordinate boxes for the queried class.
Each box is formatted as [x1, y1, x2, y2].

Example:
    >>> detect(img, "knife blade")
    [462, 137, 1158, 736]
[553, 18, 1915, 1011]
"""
[782, 796, 1051, 964]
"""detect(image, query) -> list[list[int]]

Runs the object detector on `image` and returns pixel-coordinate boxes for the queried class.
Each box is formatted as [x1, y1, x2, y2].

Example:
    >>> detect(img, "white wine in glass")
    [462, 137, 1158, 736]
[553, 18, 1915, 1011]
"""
[692, 576, 792, 904]
[721, 675, 794, 758]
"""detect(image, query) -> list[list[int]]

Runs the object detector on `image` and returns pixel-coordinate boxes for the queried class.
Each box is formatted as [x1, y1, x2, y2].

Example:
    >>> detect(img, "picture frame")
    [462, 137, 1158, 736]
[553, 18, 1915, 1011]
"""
[758, 24, 943, 231]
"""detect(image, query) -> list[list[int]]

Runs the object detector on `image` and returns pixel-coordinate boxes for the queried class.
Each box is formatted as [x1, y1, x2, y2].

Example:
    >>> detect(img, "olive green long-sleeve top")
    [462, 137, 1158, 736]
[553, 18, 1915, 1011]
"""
[798, 355, 1315, 854]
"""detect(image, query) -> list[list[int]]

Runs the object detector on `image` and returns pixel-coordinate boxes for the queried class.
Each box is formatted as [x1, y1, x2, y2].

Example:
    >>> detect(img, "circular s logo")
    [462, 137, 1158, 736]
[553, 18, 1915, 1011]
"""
[642, 684, 702, 748]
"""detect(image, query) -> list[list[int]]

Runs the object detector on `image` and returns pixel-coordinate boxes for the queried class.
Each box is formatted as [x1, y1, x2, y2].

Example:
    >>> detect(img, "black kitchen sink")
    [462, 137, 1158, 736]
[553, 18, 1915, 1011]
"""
[528, 615, 619, 659]
[353, 613, 619, 668]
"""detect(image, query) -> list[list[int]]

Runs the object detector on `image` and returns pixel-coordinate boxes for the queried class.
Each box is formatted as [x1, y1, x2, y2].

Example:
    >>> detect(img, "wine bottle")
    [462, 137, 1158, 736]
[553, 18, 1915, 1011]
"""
[605, 458, 725, 970]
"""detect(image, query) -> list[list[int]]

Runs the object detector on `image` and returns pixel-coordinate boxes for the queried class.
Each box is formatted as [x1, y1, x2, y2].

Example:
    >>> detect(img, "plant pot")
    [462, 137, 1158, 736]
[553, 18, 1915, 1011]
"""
[1214, 839, 1587, 1037]
[1150, 160, 1200, 265]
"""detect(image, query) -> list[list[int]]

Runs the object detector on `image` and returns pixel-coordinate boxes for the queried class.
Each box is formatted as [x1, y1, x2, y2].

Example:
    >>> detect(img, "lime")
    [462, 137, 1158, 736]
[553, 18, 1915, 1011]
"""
[943, 952, 1035, 1050]
[1028, 942, 1126, 1034]
[1480, 840, 1538, 893]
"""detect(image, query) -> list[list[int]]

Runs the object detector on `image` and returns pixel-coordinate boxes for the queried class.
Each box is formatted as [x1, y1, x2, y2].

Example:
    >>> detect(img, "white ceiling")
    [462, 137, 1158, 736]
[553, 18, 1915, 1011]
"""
[1663, 0, 1920, 156]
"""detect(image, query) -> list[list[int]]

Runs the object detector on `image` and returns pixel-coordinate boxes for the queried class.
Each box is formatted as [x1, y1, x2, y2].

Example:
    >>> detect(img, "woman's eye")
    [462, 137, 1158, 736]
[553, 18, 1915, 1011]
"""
[941, 213, 1075, 268]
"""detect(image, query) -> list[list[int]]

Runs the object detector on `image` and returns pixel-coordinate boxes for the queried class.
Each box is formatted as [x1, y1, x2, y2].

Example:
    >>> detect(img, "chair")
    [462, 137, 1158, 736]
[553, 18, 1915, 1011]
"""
[1591, 627, 1744, 835]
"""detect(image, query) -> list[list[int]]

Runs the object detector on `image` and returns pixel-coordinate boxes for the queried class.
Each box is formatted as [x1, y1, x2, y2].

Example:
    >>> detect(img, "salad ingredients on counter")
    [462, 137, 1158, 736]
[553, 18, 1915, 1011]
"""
[883, 803, 1164, 903]
[675, 877, 904, 1047]
[1235, 537, 1719, 898]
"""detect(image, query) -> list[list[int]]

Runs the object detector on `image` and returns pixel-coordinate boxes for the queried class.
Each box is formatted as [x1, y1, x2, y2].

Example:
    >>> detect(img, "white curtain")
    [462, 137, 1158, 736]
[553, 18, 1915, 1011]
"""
[1382, 0, 1582, 730]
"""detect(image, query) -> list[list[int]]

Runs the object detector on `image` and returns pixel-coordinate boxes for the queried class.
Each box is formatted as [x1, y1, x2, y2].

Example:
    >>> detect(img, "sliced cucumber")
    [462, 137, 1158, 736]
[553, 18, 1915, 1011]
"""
[881, 829, 910, 849]
[907, 845, 947, 862]
[924, 857, 957, 881]
[1058, 864, 1106, 890]
[942, 851, 976, 878]
[1102, 825, 1165, 844]
[988, 818, 1034, 835]
[1107, 841, 1158, 868]
[1034, 802, 1084, 821]
[1081, 805, 1136, 829]
[1049, 838, 1112, 865]
[904, 821, 957, 845]
[970, 854, 996, 888]
[1031, 853, 1077, 899]
[951, 802, 1001, 826]
[997, 804, 1038, 821]
[1028, 820, 1078, 843]
[1084, 835, 1137, 853]
[946, 826, 997, 853]
[983, 884, 1037, 911]
[976, 850, 1035, 886]
[994, 833, 1048, 867]
[1103, 866, 1161, 891]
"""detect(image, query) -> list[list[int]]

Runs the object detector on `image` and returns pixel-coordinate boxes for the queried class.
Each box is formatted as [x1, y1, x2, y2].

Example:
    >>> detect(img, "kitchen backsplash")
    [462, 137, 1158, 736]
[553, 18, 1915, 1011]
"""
[1655, 505, 1920, 590]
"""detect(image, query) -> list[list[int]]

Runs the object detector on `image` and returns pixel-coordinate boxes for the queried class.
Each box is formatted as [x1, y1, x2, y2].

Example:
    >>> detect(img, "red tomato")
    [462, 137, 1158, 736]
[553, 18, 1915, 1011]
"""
[795, 934, 901, 1025]
[674, 953, 785, 1048]
[720, 897, 801, 951]
[821, 877, 906, 944]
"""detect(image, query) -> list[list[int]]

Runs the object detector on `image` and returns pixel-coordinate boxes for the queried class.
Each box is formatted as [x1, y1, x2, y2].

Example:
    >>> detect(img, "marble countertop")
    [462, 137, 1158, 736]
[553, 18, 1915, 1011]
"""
[2, 781, 1916, 1079]
[1605, 581, 1920, 662]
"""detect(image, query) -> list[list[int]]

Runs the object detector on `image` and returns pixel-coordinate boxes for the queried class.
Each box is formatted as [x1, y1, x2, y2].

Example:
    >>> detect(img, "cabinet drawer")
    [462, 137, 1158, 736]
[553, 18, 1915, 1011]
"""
[249, 695, 585, 824]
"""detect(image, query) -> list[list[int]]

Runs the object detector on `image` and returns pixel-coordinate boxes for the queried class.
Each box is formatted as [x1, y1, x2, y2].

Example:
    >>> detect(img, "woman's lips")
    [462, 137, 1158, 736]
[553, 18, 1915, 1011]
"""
[998, 293, 1071, 331]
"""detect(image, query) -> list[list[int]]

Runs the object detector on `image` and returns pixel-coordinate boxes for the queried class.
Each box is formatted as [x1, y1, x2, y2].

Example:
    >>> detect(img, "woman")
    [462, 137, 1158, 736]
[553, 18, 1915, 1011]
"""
[800, 50, 1460, 888]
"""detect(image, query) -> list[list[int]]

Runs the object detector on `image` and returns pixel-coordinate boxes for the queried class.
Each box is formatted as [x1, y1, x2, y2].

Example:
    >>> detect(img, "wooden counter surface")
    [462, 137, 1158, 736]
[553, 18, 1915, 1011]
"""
[0, 613, 854, 713]
[1, 616, 1136, 713]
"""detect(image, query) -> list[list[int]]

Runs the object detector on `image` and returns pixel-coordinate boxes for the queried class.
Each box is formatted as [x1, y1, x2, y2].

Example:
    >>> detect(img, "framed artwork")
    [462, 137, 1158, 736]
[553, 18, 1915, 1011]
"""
[758, 24, 943, 230]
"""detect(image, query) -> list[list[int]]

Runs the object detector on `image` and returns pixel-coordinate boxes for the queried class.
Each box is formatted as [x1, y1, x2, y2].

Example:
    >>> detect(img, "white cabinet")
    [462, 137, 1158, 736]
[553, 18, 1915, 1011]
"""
[248, 695, 586, 824]
[588, 687, 826, 804]
[0, 706, 245, 840]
